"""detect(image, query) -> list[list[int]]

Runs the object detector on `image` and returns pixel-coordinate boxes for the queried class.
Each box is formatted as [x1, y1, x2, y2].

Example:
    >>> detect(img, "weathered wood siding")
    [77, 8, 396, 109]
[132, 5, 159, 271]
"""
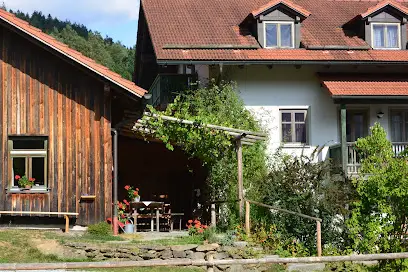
[0, 25, 112, 225]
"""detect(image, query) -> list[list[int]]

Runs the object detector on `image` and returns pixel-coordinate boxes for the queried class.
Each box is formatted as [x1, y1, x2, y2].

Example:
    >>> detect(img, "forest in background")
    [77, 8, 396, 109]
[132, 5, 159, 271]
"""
[6, 8, 136, 81]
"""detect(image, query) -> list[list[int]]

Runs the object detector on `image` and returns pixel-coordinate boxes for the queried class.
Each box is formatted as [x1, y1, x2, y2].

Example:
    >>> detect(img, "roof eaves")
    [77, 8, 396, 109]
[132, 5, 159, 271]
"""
[361, 0, 408, 18]
[0, 10, 146, 98]
[251, 0, 311, 18]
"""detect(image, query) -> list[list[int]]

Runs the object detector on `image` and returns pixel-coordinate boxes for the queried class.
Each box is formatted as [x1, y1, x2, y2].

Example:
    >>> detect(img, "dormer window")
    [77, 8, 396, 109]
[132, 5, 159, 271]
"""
[360, 1, 408, 50]
[247, 0, 310, 49]
[264, 22, 294, 48]
[372, 23, 401, 49]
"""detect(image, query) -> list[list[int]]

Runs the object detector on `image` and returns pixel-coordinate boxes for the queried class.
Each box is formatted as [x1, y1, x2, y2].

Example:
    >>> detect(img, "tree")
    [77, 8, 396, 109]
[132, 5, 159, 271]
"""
[142, 81, 268, 227]
[7, 9, 135, 80]
[347, 123, 408, 270]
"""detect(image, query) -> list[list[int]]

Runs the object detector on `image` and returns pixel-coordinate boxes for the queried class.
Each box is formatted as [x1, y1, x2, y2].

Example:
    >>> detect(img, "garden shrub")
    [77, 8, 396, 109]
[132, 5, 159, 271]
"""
[87, 222, 112, 236]
[255, 148, 355, 253]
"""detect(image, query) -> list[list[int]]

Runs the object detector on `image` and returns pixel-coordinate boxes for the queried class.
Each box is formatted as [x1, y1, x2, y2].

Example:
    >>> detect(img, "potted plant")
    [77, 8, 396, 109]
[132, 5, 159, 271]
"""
[15, 175, 35, 189]
[124, 185, 140, 202]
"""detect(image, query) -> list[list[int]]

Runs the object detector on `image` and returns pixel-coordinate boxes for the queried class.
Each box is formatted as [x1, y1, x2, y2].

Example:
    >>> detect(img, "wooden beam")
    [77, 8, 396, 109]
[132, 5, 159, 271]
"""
[245, 201, 250, 236]
[64, 215, 70, 233]
[4, 252, 408, 270]
[211, 204, 216, 228]
[237, 139, 244, 218]
[340, 104, 348, 174]
[0, 211, 78, 216]
[317, 221, 322, 257]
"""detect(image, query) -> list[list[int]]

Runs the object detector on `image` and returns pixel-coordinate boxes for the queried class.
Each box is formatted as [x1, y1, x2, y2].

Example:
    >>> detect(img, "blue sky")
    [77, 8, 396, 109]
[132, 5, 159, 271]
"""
[3, 0, 140, 47]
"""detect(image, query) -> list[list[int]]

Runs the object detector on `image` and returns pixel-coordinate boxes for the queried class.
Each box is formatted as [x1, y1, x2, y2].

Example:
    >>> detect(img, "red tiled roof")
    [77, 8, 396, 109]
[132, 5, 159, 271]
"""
[251, 0, 311, 18]
[0, 9, 146, 97]
[320, 74, 408, 96]
[141, 0, 408, 63]
[361, 0, 408, 18]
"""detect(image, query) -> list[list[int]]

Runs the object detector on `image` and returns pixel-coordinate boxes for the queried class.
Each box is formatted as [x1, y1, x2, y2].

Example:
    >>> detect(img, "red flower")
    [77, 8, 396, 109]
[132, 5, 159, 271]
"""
[121, 214, 125, 219]
[133, 191, 139, 196]
[187, 225, 192, 229]
[118, 203, 124, 209]
[124, 185, 130, 190]
[198, 229, 204, 233]
[136, 188, 139, 191]
[188, 220, 193, 224]
[15, 175, 21, 180]
[202, 225, 208, 229]
[195, 223, 201, 228]
[123, 199, 129, 206]
[29, 178, 35, 182]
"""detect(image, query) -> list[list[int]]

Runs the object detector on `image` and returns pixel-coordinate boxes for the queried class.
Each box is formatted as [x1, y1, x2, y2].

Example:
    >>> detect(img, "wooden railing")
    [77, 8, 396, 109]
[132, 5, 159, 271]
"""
[329, 142, 408, 175]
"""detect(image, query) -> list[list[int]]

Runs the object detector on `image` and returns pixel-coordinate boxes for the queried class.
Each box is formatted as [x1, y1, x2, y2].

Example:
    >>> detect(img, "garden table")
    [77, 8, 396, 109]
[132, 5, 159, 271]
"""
[130, 201, 164, 232]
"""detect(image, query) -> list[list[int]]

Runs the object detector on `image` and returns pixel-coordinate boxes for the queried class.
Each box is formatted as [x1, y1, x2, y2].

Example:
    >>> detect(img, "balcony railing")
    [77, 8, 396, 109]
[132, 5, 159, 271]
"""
[329, 142, 408, 175]
[149, 74, 198, 108]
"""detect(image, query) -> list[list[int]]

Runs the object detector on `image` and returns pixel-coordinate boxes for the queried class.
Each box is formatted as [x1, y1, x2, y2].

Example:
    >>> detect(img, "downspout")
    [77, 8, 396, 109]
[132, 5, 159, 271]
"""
[111, 128, 119, 236]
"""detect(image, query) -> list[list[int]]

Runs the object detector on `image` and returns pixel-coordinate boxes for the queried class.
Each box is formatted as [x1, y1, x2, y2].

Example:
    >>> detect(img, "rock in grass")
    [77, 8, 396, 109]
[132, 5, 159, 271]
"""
[170, 244, 198, 251]
[196, 243, 220, 252]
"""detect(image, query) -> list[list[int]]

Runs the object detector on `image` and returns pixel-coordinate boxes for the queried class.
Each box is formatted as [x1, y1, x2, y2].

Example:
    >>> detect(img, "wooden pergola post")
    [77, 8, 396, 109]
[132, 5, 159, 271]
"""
[340, 104, 348, 173]
[236, 138, 244, 218]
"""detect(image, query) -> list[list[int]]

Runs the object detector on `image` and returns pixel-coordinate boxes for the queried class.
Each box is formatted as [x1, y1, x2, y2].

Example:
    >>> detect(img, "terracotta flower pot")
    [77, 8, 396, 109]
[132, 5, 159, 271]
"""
[25, 185, 32, 189]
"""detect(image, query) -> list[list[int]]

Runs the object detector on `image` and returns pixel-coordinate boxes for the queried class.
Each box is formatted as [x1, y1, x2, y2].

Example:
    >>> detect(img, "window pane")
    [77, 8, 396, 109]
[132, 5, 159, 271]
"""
[280, 24, 293, 47]
[295, 112, 305, 122]
[353, 114, 365, 139]
[373, 25, 385, 48]
[295, 124, 306, 143]
[265, 24, 278, 47]
[282, 124, 292, 142]
[32, 157, 45, 186]
[391, 112, 403, 142]
[282, 112, 291, 122]
[386, 25, 399, 48]
[13, 139, 45, 150]
[12, 157, 26, 186]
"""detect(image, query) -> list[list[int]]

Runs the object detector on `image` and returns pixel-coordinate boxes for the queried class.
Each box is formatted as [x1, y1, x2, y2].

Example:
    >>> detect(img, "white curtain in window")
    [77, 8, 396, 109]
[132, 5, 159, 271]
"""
[280, 24, 292, 47]
[387, 25, 398, 48]
[373, 25, 385, 48]
[265, 24, 277, 47]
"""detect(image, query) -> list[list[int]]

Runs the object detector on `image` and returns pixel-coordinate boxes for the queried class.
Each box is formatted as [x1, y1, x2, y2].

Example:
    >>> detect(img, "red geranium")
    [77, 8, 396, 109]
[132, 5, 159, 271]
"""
[29, 178, 35, 182]
[15, 175, 21, 180]
[123, 199, 130, 206]
[124, 185, 130, 190]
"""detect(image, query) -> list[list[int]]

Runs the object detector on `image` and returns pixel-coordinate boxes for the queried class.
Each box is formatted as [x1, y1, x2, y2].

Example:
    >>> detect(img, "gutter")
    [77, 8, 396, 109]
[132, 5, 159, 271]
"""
[111, 128, 119, 236]
[304, 45, 371, 50]
[333, 95, 408, 99]
[157, 59, 408, 66]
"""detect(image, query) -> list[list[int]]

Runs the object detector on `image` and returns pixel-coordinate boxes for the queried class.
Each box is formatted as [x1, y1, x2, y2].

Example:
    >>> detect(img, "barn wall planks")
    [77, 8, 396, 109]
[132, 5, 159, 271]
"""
[0, 25, 113, 225]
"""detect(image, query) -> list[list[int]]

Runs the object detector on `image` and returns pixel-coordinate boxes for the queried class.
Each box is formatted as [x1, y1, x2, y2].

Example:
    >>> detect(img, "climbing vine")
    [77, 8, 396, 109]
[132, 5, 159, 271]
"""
[140, 81, 268, 225]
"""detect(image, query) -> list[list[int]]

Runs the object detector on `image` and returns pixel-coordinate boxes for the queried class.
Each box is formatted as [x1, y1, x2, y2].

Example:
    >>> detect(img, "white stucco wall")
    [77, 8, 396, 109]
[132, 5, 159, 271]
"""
[228, 65, 339, 160]
[194, 64, 405, 161]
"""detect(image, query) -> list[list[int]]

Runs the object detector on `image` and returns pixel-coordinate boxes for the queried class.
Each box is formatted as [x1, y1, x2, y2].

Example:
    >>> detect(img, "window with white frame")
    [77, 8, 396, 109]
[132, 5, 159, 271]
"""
[390, 110, 408, 142]
[9, 137, 48, 189]
[372, 23, 401, 49]
[264, 22, 294, 48]
[280, 109, 308, 143]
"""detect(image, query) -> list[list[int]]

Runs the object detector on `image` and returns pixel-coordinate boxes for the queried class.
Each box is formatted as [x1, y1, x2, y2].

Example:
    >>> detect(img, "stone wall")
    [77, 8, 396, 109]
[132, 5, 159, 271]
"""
[64, 242, 272, 271]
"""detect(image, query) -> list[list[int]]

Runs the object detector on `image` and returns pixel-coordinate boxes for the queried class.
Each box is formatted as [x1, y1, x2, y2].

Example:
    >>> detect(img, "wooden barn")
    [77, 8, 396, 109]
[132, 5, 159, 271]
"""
[0, 9, 147, 227]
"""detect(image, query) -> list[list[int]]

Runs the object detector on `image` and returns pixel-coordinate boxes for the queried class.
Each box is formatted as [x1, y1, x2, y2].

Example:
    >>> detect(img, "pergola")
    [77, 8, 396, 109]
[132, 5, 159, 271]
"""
[131, 112, 268, 217]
